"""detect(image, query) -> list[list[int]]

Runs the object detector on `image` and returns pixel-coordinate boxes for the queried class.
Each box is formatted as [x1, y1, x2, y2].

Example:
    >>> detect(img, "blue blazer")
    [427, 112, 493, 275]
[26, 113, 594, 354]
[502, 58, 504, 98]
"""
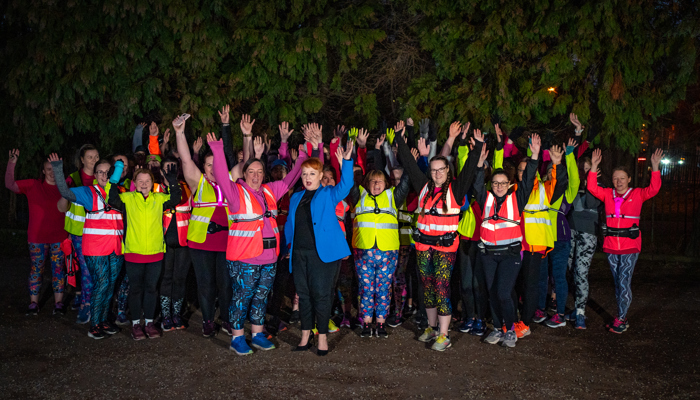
[285, 158, 354, 272]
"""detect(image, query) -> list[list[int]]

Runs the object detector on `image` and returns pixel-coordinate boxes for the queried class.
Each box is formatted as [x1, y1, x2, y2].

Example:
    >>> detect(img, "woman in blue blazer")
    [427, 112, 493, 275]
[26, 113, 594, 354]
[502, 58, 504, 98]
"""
[286, 142, 354, 356]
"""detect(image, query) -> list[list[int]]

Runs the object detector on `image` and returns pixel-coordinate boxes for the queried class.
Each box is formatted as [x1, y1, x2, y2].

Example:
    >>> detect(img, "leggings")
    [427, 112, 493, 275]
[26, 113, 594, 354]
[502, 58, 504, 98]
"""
[70, 234, 92, 311]
[607, 253, 639, 320]
[125, 261, 162, 321]
[481, 252, 522, 329]
[391, 246, 411, 318]
[189, 249, 230, 323]
[538, 240, 571, 315]
[292, 249, 340, 334]
[457, 240, 487, 320]
[518, 250, 544, 325]
[116, 272, 129, 315]
[28, 242, 65, 296]
[336, 256, 355, 314]
[416, 248, 457, 316]
[228, 261, 276, 330]
[568, 230, 597, 315]
[84, 253, 123, 326]
[354, 248, 398, 320]
[159, 246, 191, 317]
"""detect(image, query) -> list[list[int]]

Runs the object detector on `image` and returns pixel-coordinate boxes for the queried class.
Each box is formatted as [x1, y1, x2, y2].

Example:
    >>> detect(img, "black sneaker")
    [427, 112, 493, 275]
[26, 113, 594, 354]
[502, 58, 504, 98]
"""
[404, 304, 416, 316]
[53, 302, 66, 315]
[100, 322, 120, 335]
[386, 314, 404, 328]
[26, 302, 39, 316]
[375, 323, 388, 338]
[289, 309, 300, 324]
[360, 323, 373, 338]
[88, 326, 106, 340]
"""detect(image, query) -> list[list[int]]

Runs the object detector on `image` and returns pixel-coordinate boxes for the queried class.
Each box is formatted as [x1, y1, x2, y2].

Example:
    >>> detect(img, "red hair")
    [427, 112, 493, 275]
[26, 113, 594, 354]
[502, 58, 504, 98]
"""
[301, 157, 323, 173]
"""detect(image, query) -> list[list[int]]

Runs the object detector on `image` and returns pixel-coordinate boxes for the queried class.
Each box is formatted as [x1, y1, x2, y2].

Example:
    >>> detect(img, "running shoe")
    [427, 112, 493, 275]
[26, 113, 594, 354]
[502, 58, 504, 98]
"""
[221, 321, 234, 336]
[564, 310, 576, 322]
[251, 332, 276, 351]
[375, 323, 388, 338]
[502, 329, 517, 348]
[230, 335, 253, 355]
[161, 316, 175, 332]
[88, 325, 105, 340]
[144, 322, 162, 338]
[70, 293, 81, 310]
[53, 302, 66, 315]
[431, 334, 452, 351]
[26, 302, 39, 316]
[386, 314, 405, 328]
[469, 319, 486, 336]
[360, 323, 373, 338]
[172, 314, 186, 330]
[289, 309, 300, 324]
[328, 319, 340, 333]
[545, 314, 566, 328]
[575, 314, 587, 330]
[514, 321, 531, 338]
[115, 312, 129, 326]
[202, 320, 216, 338]
[484, 329, 504, 345]
[608, 317, 628, 334]
[99, 322, 119, 335]
[533, 309, 547, 323]
[340, 316, 351, 328]
[76, 307, 90, 325]
[418, 327, 438, 342]
[131, 324, 146, 341]
[458, 318, 475, 333]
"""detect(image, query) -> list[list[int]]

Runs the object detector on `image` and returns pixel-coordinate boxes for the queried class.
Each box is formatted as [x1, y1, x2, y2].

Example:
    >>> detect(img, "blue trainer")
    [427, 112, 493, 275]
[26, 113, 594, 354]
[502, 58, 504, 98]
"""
[251, 332, 276, 351]
[458, 318, 475, 333]
[469, 319, 486, 336]
[76, 307, 90, 325]
[575, 314, 587, 330]
[230, 335, 253, 355]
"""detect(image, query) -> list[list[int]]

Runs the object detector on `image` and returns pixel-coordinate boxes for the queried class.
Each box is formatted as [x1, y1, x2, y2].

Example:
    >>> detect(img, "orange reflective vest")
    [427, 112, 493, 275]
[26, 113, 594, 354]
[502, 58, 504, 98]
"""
[414, 183, 461, 252]
[226, 183, 280, 261]
[480, 192, 522, 246]
[82, 185, 124, 257]
[163, 182, 192, 247]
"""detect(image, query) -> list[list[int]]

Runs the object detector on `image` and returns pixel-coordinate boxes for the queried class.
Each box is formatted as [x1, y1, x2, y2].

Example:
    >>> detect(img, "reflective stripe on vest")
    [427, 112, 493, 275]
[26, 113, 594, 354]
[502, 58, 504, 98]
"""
[82, 185, 124, 256]
[414, 182, 461, 252]
[480, 191, 522, 246]
[188, 175, 228, 244]
[352, 187, 400, 251]
[226, 183, 280, 261]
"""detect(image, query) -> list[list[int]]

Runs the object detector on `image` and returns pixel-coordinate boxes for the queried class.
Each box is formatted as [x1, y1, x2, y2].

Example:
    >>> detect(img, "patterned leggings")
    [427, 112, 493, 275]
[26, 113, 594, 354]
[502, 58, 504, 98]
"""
[228, 261, 276, 330]
[391, 246, 411, 318]
[70, 234, 92, 311]
[416, 248, 456, 316]
[567, 230, 597, 315]
[28, 242, 65, 296]
[84, 253, 124, 326]
[354, 249, 398, 320]
[607, 253, 640, 320]
[116, 273, 129, 315]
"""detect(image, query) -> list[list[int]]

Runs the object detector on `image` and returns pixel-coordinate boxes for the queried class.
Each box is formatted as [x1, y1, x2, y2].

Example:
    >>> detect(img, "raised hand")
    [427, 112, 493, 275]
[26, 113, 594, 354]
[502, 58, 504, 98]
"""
[591, 148, 602, 171]
[334, 125, 347, 138]
[410, 148, 419, 161]
[385, 128, 395, 145]
[206, 132, 219, 144]
[163, 128, 171, 144]
[650, 148, 664, 171]
[473, 129, 484, 143]
[419, 118, 430, 138]
[335, 145, 343, 167]
[254, 136, 265, 158]
[417, 137, 430, 157]
[394, 120, 405, 136]
[448, 121, 462, 139]
[477, 145, 489, 168]
[47, 153, 61, 162]
[375, 134, 386, 150]
[406, 118, 414, 127]
[549, 144, 564, 165]
[342, 139, 354, 160]
[9, 149, 19, 164]
[193, 137, 203, 153]
[290, 147, 299, 162]
[278, 121, 294, 143]
[164, 163, 178, 184]
[348, 127, 359, 141]
[219, 105, 230, 124]
[356, 128, 369, 148]
[240, 114, 255, 136]
[494, 123, 502, 143]
[567, 137, 577, 148]
[263, 134, 271, 151]
[469, 137, 475, 150]
[529, 133, 541, 160]
[172, 114, 189, 134]
[570, 113, 584, 134]
[149, 122, 159, 137]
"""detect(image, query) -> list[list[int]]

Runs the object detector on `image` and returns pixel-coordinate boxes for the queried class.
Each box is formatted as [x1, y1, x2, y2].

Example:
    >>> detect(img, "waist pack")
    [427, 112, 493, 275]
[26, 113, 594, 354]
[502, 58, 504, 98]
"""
[477, 242, 522, 257]
[207, 221, 228, 235]
[262, 237, 277, 250]
[412, 229, 457, 248]
[602, 224, 640, 239]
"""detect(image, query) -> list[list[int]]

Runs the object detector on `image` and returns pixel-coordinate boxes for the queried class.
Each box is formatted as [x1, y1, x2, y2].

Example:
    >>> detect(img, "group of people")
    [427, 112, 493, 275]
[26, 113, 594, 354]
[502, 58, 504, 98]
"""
[5, 106, 663, 354]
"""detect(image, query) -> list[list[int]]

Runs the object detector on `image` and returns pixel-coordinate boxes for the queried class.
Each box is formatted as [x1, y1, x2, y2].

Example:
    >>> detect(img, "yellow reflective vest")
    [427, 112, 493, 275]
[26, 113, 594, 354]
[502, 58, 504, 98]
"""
[352, 187, 400, 251]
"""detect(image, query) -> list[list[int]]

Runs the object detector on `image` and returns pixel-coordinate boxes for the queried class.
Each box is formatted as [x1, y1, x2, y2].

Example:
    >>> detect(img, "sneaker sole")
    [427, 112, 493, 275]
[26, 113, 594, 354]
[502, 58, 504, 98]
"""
[132, 335, 146, 341]
[387, 322, 403, 328]
[229, 346, 253, 355]
[469, 330, 485, 336]
[575, 325, 587, 330]
[502, 341, 517, 348]
[532, 318, 546, 323]
[115, 320, 130, 326]
[432, 343, 452, 351]
[609, 327, 628, 334]
[146, 334, 162, 339]
[252, 343, 276, 351]
[546, 322, 566, 328]
[88, 333, 105, 340]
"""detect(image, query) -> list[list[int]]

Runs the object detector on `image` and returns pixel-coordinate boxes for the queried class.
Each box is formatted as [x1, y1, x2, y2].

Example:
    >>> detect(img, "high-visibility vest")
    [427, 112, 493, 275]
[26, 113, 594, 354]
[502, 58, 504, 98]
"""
[605, 188, 640, 228]
[120, 190, 170, 255]
[64, 171, 88, 236]
[522, 182, 554, 249]
[187, 175, 228, 244]
[480, 192, 522, 246]
[336, 200, 350, 234]
[226, 183, 279, 261]
[457, 199, 477, 239]
[163, 182, 192, 247]
[352, 187, 400, 251]
[397, 200, 415, 246]
[415, 183, 461, 252]
[82, 184, 124, 256]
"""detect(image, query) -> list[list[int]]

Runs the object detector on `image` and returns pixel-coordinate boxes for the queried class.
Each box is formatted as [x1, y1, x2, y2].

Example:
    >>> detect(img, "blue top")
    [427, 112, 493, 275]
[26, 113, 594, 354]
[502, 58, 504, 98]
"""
[285, 158, 354, 272]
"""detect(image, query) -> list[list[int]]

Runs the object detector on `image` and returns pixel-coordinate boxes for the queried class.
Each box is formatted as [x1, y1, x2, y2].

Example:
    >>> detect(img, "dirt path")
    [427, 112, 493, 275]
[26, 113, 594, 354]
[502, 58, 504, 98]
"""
[0, 256, 698, 399]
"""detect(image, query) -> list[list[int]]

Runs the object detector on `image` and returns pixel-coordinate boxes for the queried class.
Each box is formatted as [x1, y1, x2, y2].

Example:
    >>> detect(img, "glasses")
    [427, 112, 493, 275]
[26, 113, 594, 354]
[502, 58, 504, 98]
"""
[95, 171, 109, 176]
[430, 166, 448, 175]
[492, 181, 509, 187]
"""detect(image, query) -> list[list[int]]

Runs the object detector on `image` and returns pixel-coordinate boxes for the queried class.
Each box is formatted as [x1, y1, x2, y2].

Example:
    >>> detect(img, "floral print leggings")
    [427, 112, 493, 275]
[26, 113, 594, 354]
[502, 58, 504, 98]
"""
[416, 248, 456, 316]
[354, 248, 398, 320]
[28, 242, 65, 296]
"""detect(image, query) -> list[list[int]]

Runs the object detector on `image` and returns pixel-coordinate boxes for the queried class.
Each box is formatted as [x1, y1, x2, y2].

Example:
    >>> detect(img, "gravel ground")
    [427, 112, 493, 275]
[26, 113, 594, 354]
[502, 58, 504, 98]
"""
[0, 255, 698, 399]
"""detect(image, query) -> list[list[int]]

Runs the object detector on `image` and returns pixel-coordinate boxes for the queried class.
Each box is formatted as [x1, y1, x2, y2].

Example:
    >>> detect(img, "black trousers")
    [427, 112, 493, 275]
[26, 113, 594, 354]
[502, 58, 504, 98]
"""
[481, 252, 522, 329]
[517, 251, 543, 325]
[268, 255, 293, 322]
[160, 246, 191, 301]
[125, 261, 162, 320]
[189, 249, 230, 322]
[457, 240, 488, 320]
[292, 249, 340, 334]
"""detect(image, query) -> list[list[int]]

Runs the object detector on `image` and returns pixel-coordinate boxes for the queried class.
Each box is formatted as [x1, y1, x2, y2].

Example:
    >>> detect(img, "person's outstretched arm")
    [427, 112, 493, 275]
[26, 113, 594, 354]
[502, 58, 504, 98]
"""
[161, 165, 181, 211]
[173, 115, 202, 191]
[329, 144, 356, 205]
[132, 123, 145, 153]
[642, 148, 663, 201]
[587, 149, 606, 201]
[395, 130, 428, 193]
[5, 149, 20, 193]
[515, 135, 541, 212]
[209, 136, 241, 211]
[107, 161, 127, 212]
[451, 134, 484, 204]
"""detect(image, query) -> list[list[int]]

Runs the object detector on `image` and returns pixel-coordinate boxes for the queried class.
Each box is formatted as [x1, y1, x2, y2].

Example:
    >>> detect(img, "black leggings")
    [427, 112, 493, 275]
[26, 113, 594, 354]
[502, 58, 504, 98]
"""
[457, 240, 488, 320]
[517, 251, 543, 325]
[160, 246, 191, 301]
[189, 249, 230, 322]
[481, 253, 522, 329]
[125, 261, 162, 320]
[269, 256, 293, 322]
[292, 249, 340, 334]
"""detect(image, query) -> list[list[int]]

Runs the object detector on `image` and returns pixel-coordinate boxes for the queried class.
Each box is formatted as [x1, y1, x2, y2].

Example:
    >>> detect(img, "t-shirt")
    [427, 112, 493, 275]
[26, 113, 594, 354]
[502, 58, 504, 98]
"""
[293, 190, 317, 251]
[66, 169, 95, 188]
[16, 179, 68, 244]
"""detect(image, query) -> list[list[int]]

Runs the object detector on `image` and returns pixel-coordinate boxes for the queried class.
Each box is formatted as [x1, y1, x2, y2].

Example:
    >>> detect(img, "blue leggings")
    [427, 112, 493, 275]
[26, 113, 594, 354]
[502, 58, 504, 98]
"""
[228, 261, 276, 330]
[607, 253, 639, 320]
[85, 253, 124, 326]
[538, 240, 571, 315]
[70, 234, 92, 311]
[354, 249, 398, 320]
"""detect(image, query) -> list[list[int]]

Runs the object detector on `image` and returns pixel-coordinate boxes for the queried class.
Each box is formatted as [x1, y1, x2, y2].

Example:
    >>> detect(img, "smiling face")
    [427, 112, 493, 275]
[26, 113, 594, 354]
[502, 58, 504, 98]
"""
[430, 159, 449, 186]
[491, 172, 510, 197]
[82, 149, 99, 174]
[204, 155, 216, 183]
[321, 170, 336, 187]
[584, 160, 592, 174]
[94, 162, 111, 188]
[42, 161, 55, 185]
[302, 166, 322, 191]
[134, 171, 153, 196]
[244, 161, 265, 190]
[612, 170, 631, 194]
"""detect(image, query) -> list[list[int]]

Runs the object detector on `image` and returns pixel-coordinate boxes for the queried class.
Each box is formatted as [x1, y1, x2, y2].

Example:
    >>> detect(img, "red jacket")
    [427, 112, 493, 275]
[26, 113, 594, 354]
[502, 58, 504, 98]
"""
[587, 171, 661, 254]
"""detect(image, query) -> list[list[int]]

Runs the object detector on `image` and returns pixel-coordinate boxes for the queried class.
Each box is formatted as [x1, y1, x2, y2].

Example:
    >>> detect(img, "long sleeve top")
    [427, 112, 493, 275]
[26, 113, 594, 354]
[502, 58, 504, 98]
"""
[210, 140, 307, 265]
[132, 124, 145, 152]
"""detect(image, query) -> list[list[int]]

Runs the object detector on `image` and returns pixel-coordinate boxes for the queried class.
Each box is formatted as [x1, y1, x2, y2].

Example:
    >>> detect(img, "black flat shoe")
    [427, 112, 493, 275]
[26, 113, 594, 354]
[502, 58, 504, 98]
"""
[317, 349, 328, 356]
[292, 336, 314, 352]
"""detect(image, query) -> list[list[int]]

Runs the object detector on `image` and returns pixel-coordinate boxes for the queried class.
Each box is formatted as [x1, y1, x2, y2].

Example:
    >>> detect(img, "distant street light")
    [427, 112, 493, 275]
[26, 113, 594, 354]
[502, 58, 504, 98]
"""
[547, 87, 556, 93]
[661, 159, 670, 165]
